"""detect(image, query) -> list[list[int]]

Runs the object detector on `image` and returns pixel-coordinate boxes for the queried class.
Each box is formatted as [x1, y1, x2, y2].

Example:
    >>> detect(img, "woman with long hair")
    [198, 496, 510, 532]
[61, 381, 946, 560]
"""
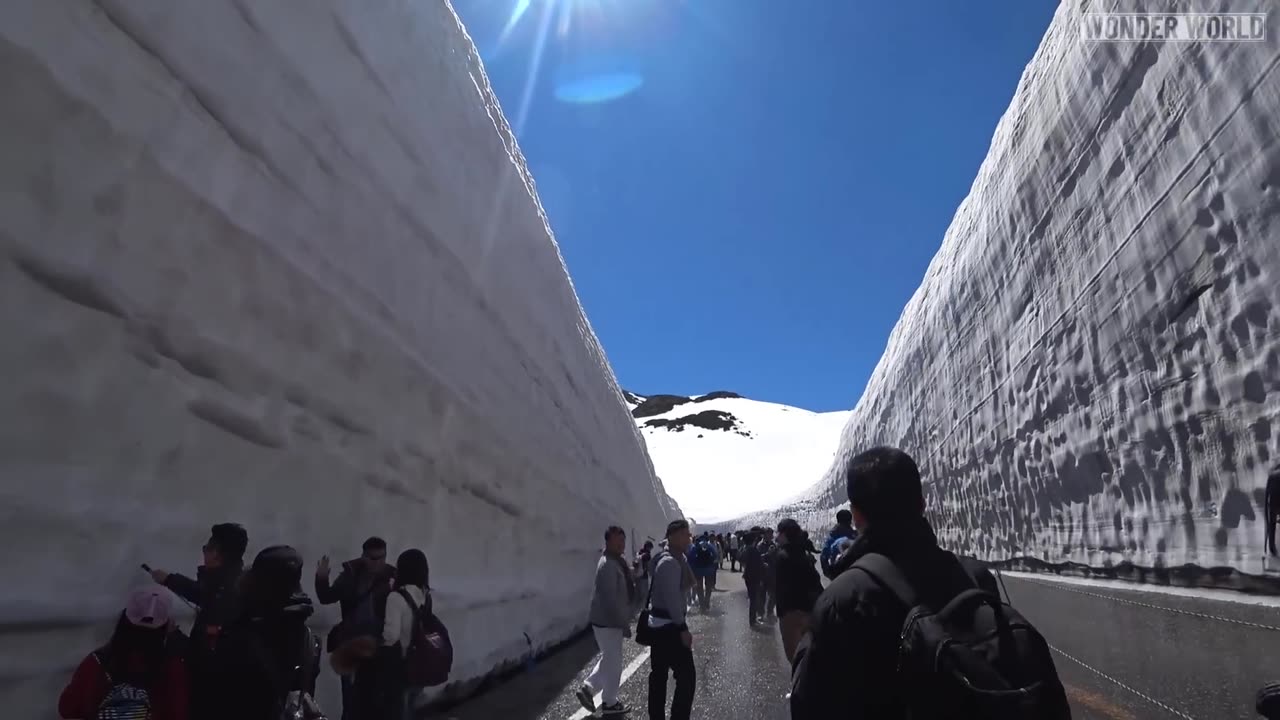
[377, 548, 432, 720]
[59, 587, 189, 720]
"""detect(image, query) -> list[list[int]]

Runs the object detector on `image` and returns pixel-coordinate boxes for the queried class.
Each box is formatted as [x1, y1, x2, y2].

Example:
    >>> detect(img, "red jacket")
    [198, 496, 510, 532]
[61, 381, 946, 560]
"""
[58, 650, 189, 720]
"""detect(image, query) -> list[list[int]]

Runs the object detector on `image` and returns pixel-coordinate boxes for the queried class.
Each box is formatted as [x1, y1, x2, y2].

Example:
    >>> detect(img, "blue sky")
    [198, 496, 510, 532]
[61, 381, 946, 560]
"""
[454, 0, 1059, 412]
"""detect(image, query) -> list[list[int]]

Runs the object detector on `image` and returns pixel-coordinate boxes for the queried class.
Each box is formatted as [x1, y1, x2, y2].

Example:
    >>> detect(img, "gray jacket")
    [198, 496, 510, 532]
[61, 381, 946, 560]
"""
[648, 550, 689, 629]
[588, 553, 635, 629]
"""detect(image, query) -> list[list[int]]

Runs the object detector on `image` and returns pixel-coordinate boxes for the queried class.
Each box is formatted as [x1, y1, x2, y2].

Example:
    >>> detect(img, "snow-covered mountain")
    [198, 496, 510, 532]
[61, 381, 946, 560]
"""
[748, 0, 1280, 575]
[0, 1, 676, 715]
[625, 391, 850, 524]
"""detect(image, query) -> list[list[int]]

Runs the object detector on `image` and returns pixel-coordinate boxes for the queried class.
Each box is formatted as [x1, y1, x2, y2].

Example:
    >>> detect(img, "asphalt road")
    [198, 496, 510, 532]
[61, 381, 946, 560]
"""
[445, 568, 791, 720]
[442, 566, 1280, 720]
[1000, 572, 1280, 720]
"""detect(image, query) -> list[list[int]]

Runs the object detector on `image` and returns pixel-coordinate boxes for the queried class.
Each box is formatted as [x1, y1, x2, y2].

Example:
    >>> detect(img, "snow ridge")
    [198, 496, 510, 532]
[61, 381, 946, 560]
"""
[750, 0, 1280, 574]
[0, 0, 676, 713]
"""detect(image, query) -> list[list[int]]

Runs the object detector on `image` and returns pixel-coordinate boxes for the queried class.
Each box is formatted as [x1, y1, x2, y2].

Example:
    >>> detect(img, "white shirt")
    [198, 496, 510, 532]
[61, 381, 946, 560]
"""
[382, 585, 428, 649]
[729, 536, 739, 550]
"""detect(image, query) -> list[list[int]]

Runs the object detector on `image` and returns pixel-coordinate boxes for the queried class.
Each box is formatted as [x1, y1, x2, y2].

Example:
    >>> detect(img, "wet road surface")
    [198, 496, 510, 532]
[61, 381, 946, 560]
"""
[445, 568, 791, 720]
[1000, 572, 1280, 720]
[442, 567, 1280, 720]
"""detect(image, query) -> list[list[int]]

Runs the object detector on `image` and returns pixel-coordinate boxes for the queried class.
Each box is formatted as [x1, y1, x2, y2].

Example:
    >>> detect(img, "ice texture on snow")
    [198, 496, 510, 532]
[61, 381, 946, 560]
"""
[749, 0, 1280, 572]
[0, 0, 678, 713]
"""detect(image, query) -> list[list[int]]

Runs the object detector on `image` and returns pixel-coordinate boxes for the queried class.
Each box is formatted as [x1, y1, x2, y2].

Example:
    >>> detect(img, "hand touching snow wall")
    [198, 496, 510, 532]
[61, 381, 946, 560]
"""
[0, 0, 678, 714]
[765, 1, 1280, 574]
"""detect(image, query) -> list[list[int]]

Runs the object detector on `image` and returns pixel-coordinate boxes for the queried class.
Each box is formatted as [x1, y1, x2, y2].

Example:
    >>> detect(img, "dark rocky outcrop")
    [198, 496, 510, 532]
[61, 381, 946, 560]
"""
[642, 409, 751, 437]
[621, 390, 644, 406]
[631, 394, 693, 418]
[694, 391, 742, 403]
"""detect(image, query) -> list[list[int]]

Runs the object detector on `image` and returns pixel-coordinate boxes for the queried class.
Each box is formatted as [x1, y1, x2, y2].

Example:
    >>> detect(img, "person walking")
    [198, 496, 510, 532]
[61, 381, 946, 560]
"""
[739, 533, 765, 626]
[728, 532, 740, 573]
[647, 519, 696, 720]
[820, 509, 858, 580]
[687, 533, 719, 612]
[576, 527, 636, 716]
[790, 447, 1071, 719]
[758, 530, 779, 621]
[772, 519, 824, 663]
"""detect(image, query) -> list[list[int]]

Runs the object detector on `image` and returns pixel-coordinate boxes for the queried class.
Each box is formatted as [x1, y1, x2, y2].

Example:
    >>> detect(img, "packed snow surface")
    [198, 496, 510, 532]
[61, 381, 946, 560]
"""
[752, 0, 1280, 574]
[628, 393, 850, 523]
[0, 0, 678, 715]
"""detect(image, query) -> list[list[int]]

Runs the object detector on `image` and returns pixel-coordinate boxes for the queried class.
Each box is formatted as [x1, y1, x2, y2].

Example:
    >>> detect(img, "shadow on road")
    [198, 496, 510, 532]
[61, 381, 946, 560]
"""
[432, 633, 600, 720]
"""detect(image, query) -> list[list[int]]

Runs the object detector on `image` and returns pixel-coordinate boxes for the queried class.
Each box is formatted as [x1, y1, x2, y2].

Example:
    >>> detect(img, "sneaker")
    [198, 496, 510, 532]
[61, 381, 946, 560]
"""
[601, 702, 631, 716]
[576, 685, 596, 713]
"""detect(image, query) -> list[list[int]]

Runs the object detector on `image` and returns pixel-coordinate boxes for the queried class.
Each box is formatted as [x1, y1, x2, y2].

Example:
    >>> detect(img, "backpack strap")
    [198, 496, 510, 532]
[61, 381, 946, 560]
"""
[850, 552, 920, 609]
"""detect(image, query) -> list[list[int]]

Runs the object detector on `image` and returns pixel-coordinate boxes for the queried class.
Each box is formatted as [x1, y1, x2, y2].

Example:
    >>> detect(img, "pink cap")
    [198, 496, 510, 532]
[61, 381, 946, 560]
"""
[125, 587, 172, 629]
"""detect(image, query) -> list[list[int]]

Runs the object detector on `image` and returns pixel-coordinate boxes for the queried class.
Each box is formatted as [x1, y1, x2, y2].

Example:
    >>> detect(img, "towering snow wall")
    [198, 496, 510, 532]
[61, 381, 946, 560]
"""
[0, 0, 678, 714]
[772, 1, 1280, 573]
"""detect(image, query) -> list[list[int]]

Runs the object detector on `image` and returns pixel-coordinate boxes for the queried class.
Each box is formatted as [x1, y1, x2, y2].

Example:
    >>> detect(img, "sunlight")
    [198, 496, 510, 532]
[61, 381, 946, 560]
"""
[491, 0, 648, 107]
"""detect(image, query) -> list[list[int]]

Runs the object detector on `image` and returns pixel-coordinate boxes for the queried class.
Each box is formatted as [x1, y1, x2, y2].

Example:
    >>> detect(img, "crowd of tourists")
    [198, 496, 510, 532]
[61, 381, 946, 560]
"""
[58, 530, 452, 720]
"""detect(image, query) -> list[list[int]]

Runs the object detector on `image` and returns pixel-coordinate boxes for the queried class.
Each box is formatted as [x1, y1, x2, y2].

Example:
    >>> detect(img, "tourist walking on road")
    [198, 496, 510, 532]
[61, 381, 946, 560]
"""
[577, 527, 637, 716]
[687, 533, 719, 612]
[820, 509, 857, 580]
[647, 519, 697, 720]
[771, 519, 823, 663]
[740, 532, 766, 626]
[790, 446, 1070, 719]
[379, 548, 437, 720]
[757, 529, 778, 621]
[728, 532, 740, 572]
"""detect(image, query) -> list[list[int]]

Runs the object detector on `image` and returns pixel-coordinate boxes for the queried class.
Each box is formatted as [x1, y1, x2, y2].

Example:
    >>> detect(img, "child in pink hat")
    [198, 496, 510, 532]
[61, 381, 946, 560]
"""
[58, 586, 190, 720]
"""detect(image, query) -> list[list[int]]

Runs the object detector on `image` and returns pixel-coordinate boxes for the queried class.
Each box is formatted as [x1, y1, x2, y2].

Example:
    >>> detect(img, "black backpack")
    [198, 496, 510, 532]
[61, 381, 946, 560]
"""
[852, 553, 1071, 719]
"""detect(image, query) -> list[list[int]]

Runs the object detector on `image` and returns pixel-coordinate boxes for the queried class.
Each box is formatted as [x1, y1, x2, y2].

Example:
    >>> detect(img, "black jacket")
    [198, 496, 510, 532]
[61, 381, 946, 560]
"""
[215, 591, 321, 720]
[773, 539, 824, 618]
[789, 516, 999, 719]
[315, 558, 396, 623]
[739, 543, 765, 581]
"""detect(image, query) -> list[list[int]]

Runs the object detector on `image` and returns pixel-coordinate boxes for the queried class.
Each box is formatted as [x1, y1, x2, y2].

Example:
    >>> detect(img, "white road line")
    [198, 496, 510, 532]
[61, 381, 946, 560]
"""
[567, 648, 652, 720]
[1013, 575, 1280, 632]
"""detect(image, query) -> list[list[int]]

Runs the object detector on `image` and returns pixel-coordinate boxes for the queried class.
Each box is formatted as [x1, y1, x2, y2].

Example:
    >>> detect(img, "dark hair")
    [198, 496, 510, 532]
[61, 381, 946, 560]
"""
[846, 446, 924, 522]
[362, 537, 388, 553]
[100, 611, 168, 688]
[396, 549, 430, 589]
[777, 518, 802, 541]
[642, 540, 654, 551]
[836, 509, 853, 525]
[665, 519, 690, 537]
[210, 523, 248, 562]
[604, 526, 625, 541]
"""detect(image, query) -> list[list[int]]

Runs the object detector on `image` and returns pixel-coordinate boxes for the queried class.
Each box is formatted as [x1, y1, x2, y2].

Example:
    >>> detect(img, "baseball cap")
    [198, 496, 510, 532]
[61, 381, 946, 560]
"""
[125, 587, 172, 629]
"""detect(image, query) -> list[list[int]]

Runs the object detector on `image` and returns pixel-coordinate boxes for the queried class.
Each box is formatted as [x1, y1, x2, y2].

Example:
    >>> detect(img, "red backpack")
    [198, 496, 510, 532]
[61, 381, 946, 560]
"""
[396, 589, 453, 687]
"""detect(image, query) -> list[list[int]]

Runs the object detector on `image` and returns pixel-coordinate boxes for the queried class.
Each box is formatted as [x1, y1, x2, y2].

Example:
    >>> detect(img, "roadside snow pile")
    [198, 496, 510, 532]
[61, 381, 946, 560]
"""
[753, 0, 1280, 574]
[627, 392, 849, 523]
[0, 0, 677, 715]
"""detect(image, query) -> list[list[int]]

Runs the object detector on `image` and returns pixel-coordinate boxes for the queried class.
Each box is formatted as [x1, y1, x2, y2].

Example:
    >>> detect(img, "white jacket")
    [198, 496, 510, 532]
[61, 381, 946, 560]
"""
[383, 585, 428, 650]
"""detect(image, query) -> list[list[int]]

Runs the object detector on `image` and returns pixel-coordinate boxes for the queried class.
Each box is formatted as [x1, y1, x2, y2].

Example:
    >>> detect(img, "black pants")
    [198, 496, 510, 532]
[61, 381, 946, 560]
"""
[746, 578, 765, 623]
[648, 626, 695, 720]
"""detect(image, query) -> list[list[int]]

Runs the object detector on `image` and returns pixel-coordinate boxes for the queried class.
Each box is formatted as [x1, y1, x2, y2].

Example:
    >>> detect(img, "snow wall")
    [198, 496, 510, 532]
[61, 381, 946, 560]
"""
[0, 0, 680, 714]
[748, 0, 1280, 575]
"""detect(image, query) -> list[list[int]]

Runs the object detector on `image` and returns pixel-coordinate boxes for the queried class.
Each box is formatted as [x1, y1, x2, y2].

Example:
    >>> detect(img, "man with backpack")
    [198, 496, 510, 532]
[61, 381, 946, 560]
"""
[820, 509, 857, 580]
[687, 533, 719, 612]
[316, 537, 396, 720]
[149, 522, 249, 720]
[789, 447, 1071, 719]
